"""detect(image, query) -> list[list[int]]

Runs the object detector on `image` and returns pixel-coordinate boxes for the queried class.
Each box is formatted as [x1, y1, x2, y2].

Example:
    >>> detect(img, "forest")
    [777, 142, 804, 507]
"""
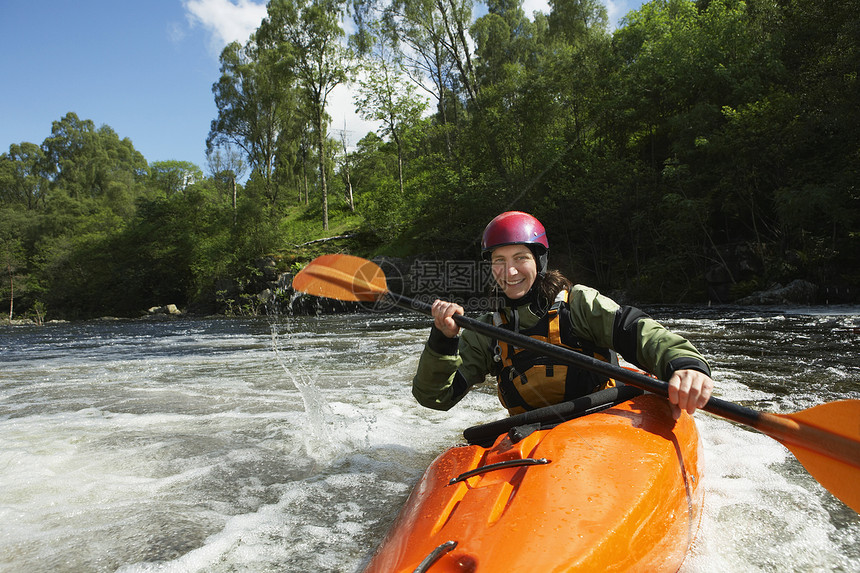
[1, 0, 858, 321]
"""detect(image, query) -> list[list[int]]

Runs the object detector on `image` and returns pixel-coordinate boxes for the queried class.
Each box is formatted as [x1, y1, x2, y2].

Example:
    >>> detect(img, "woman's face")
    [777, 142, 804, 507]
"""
[490, 244, 537, 300]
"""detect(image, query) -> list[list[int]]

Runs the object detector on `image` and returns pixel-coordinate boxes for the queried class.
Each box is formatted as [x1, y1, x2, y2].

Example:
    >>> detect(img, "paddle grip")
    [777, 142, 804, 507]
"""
[385, 289, 760, 423]
[380, 285, 860, 512]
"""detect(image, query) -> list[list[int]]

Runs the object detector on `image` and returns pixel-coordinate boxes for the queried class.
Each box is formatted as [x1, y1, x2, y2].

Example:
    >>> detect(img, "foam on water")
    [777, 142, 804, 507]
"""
[2, 311, 859, 572]
[110, 343, 495, 572]
[684, 414, 859, 572]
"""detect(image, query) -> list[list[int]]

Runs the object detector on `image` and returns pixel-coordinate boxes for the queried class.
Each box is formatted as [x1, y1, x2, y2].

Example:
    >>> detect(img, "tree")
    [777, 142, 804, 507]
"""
[0, 231, 23, 321]
[544, 0, 611, 147]
[355, 28, 429, 195]
[0, 143, 49, 209]
[351, 132, 402, 240]
[376, 0, 460, 156]
[436, 0, 480, 107]
[41, 112, 147, 216]
[297, 123, 314, 204]
[547, 0, 607, 42]
[260, 0, 352, 230]
[775, 0, 860, 257]
[208, 40, 300, 207]
[149, 160, 203, 197]
[334, 121, 356, 211]
[470, 0, 544, 185]
[206, 143, 248, 223]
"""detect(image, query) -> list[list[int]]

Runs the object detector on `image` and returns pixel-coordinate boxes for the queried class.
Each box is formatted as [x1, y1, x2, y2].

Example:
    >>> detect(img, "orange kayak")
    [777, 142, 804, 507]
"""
[363, 387, 704, 572]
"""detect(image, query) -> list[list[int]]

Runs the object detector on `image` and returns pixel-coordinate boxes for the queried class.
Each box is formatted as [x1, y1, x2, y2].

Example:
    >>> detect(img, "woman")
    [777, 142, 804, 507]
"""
[412, 211, 713, 419]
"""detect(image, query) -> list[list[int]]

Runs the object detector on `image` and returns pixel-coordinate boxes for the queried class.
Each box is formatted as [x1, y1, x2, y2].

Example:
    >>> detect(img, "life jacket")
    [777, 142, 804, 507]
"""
[491, 290, 617, 415]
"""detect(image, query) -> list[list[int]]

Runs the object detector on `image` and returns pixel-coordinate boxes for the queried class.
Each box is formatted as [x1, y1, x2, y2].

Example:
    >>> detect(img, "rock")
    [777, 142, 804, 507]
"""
[256, 256, 280, 281]
[736, 279, 818, 305]
[148, 304, 183, 315]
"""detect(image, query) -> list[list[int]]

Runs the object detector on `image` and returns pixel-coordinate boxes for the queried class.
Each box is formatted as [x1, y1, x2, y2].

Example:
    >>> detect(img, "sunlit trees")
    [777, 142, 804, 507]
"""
[149, 160, 204, 197]
[258, 0, 352, 230]
[0, 143, 48, 210]
[208, 40, 301, 208]
[355, 26, 429, 196]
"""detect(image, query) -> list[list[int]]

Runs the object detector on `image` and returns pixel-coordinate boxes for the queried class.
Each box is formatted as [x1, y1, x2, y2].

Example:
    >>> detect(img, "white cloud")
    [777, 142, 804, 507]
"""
[329, 82, 382, 150]
[605, 0, 624, 26]
[519, 0, 639, 30]
[522, 0, 550, 18]
[183, 0, 380, 149]
[183, 0, 268, 51]
[168, 21, 187, 44]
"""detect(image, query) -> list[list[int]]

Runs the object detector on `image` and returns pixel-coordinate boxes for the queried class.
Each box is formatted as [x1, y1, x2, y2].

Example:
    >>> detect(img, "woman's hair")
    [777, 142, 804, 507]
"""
[535, 269, 573, 307]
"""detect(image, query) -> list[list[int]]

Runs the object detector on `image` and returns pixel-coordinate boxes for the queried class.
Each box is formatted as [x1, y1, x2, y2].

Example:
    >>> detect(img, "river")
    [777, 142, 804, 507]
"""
[1, 305, 859, 572]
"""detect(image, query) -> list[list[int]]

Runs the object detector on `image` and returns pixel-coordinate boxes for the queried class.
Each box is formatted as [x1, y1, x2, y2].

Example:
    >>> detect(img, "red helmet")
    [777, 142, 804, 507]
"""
[481, 211, 549, 275]
[481, 211, 549, 255]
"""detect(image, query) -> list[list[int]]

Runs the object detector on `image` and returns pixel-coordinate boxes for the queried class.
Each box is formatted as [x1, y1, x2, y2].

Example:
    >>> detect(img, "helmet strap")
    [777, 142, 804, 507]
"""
[537, 251, 548, 276]
[526, 245, 548, 276]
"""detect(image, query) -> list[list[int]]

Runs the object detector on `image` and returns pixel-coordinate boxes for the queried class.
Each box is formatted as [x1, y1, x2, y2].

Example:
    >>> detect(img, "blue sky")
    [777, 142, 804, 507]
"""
[1, 0, 644, 172]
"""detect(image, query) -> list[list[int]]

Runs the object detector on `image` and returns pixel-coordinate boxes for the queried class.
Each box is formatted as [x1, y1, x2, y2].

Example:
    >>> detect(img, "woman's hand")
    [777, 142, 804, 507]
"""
[668, 369, 714, 419]
[431, 299, 465, 338]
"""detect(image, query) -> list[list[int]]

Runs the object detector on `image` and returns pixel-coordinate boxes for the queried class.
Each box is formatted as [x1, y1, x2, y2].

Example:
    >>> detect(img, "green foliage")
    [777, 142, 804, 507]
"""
[257, 0, 352, 230]
[149, 160, 204, 197]
[0, 142, 48, 209]
[2, 0, 858, 318]
[41, 113, 148, 217]
[208, 40, 302, 207]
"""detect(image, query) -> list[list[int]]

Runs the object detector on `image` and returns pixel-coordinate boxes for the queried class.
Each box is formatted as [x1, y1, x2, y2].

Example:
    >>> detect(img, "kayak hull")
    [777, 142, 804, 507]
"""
[363, 393, 704, 572]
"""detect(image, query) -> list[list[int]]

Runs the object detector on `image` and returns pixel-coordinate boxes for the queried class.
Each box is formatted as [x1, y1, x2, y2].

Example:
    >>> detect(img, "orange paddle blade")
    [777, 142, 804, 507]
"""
[292, 254, 388, 302]
[294, 255, 860, 513]
[767, 400, 860, 512]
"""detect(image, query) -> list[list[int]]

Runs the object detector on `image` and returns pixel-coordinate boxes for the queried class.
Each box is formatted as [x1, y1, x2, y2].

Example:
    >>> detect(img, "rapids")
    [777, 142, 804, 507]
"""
[1, 306, 858, 572]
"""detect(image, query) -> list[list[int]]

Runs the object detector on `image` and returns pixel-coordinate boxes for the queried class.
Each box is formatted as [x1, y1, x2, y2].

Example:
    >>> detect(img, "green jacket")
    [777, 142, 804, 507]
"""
[412, 285, 711, 411]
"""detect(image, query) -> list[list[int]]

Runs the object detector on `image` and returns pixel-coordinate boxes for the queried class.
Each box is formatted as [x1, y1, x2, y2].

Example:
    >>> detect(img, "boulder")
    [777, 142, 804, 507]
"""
[148, 304, 183, 315]
[736, 279, 818, 305]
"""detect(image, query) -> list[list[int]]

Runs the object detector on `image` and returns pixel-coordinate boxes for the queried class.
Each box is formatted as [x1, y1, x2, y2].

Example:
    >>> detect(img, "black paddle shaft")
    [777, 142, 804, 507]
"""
[384, 290, 763, 427]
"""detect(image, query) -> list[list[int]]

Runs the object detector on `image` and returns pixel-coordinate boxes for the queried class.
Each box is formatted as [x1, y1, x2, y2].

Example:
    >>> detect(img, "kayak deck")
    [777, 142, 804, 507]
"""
[363, 393, 704, 572]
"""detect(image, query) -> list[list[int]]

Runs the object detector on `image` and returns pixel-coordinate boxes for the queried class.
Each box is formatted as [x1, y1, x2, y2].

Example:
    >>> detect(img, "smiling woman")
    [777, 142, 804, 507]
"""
[413, 211, 714, 419]
[489, 246, 538, 299]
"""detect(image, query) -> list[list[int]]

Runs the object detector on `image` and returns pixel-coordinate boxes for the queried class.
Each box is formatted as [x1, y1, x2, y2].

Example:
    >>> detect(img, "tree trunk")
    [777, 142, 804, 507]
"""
[397, 144, 404, 195]
[339, 124, 355, 211]
[301, 145, 310, 205]
[7, 260, 13, 322]
[231, 175, 237, 226]
[316, 111, 329, 231]
[345, 169, 355, 211]
[435, 59, 453, 159]
[304, 169, 309, 204]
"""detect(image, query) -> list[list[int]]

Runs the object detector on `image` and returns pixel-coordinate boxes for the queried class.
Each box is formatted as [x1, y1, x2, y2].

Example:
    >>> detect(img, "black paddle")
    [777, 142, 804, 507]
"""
[292, 254, 860, 513]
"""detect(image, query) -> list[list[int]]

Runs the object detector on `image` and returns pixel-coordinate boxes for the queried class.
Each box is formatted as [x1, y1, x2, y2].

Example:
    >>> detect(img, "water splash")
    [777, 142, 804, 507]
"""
[265, 289, 354, 461]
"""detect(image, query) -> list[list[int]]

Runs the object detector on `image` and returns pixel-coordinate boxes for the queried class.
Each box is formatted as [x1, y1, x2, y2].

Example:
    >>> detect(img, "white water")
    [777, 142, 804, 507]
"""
[1, 308, 858, 572]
